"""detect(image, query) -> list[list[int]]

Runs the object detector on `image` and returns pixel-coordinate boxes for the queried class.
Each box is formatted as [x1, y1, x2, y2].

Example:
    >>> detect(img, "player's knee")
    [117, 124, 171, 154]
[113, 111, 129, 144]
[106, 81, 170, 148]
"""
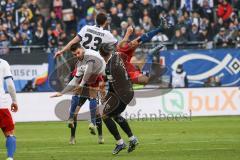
[113, 115, 125, 123]
[4, 130, 14, 137]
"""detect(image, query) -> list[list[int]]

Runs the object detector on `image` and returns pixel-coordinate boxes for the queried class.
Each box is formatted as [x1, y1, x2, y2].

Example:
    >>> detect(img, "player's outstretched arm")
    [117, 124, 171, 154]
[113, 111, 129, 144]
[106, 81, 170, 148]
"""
[50, 76, 81, 98]
[118, 26, 134, 48]
[54, 36, 81, 58]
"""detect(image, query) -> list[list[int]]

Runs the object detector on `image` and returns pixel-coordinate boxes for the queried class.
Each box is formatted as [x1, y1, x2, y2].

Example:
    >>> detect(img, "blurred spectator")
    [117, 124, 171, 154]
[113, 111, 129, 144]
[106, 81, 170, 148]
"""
[51, 0, 63, 19]
[180, 26, 188, 40]
[199, 28, 213, 48]
[141, 15, 153, 32]
[12, 32, 23, 46]
[19, 22, 32, 45]
[0, 32, 9, 55]
[112, 29, 121, 42]
[29, 0, 40, 17]
[47, 28, 58, 48]
[188, 23, 200, 41]
[217, 0, 233, 21]
[233, 28, 240, 48]
[46, 11, 62, 30]
[171, 29, 187, 45]
[180, 0, 194, 12]
[198, 0, 214, 22]
[58, 32, 67, 47]
[17, 3, 33, 24]
[110, 7, 121, 29]
[22, 80, 36, 92]
[77, 13, 94, 31]
[127, 17, 135, 27]
[214, 27, 232, 47]
[140, 0, 154, 19]
[120, 21, 128, 37]
[32, 26, 45, 45]
[116, 3, 125, 20]
[197, 0, 214, 8]
[5, 0, 16, 13]
[204, 76, 221, 87]
[170, 64, 188, 88]
[214, 17, 224, 34]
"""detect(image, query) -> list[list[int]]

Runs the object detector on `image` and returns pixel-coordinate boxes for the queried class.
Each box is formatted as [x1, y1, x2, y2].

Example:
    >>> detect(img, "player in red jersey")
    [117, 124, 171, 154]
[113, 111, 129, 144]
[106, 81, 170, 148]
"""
[117, 25, 166, 84]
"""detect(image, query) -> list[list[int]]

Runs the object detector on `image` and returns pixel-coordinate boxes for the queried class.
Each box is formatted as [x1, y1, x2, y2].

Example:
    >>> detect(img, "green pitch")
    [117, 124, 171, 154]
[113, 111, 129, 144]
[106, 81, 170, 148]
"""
[0, 116, 240, 160]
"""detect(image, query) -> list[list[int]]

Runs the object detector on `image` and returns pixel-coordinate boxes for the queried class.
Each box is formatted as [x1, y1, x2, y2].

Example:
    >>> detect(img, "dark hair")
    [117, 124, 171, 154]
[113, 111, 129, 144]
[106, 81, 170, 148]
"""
[96, 12, 107, 26]
[99, 43, 114, 57]
[70, 43, 81, 52]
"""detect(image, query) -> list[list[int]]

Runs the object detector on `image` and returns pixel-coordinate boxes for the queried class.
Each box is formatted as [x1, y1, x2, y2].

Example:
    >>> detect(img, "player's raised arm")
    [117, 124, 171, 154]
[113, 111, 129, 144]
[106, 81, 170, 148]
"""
[118, 26, 134, 48]
[54, 35, 81, 58]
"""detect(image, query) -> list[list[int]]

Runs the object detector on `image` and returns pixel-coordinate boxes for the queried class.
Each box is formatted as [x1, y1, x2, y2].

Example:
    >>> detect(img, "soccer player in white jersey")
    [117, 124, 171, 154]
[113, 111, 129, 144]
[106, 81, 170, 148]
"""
[0, 59, 18, 160]
[51, 43, 106, 142]
[54, 12, 117, 57]
[53, 12, 116, 138]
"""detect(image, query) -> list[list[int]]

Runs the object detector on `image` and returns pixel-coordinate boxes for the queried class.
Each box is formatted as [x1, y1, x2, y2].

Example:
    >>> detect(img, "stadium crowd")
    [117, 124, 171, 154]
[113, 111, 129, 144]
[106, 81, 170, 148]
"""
[0, 0, 240, 55]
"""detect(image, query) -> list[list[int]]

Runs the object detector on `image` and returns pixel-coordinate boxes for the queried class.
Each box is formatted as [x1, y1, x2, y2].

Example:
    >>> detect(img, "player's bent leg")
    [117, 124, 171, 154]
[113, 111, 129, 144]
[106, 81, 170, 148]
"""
[102, 95, 127, 154]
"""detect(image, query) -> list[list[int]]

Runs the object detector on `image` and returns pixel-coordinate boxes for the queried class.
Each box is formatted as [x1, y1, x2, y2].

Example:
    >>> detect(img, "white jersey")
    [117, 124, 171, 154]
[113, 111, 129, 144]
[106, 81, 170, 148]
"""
[78, 25, 117, 52]
[0, 59, 12, 108]
[75, 49, 106, 80]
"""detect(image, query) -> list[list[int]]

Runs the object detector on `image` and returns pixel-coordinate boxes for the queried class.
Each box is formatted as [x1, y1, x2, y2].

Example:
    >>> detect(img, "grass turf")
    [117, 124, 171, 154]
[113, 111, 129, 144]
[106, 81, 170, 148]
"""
[0, 116, 240, 160]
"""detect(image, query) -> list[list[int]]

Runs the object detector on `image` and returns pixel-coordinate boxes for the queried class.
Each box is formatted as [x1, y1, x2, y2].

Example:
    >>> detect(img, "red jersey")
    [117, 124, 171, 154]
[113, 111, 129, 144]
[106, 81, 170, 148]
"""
[117, 43, 142, 83]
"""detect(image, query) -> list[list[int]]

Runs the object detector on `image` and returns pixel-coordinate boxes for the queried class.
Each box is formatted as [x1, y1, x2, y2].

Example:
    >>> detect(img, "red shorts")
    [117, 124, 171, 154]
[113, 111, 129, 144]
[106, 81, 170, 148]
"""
[126, 62, 142, 82]
[0, 109, 14, 132]
[87, 75, 104, 88]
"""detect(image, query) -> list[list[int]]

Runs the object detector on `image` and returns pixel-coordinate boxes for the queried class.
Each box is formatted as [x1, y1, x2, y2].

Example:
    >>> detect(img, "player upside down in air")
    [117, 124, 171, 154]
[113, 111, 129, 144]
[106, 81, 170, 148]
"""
[117, 19, 171, 84]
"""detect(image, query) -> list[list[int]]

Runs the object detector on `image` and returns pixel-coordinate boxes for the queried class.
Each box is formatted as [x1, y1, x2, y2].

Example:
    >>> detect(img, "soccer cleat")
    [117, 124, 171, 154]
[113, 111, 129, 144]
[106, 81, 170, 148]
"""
[98, 136, 104, 144]
[6, 158, 13, 160]
[128, 137, 139, 153]
[67, 118, 74, 129]
[112, 143, 127, 155]
[149, 44, 165, 55]
[69, 136, 76, 145]
[88, 123, 96, 135]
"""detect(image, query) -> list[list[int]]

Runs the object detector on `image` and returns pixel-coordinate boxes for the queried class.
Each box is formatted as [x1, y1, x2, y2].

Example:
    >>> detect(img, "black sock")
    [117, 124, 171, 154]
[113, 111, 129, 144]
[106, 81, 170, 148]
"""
[71, 120, 77, 137]
[114, 115, 133, 138]
[103, 117, 121, 140]
[96, 115, 103, 136]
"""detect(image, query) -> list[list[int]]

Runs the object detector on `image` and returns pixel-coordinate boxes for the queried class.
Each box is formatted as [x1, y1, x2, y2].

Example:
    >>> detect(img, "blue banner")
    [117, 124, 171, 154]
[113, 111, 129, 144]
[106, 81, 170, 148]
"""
[161, 49, 240, 87]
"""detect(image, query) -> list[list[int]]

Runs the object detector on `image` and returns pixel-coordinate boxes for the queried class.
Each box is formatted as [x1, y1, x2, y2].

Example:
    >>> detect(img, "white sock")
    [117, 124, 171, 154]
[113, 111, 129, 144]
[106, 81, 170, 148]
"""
[129, 136, 136, 141]
[117, 139, 124, 145]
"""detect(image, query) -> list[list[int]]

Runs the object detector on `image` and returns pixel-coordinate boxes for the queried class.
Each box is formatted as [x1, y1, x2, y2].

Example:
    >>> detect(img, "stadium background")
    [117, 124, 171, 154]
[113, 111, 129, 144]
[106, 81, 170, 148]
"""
[0, 0, 239, 159]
